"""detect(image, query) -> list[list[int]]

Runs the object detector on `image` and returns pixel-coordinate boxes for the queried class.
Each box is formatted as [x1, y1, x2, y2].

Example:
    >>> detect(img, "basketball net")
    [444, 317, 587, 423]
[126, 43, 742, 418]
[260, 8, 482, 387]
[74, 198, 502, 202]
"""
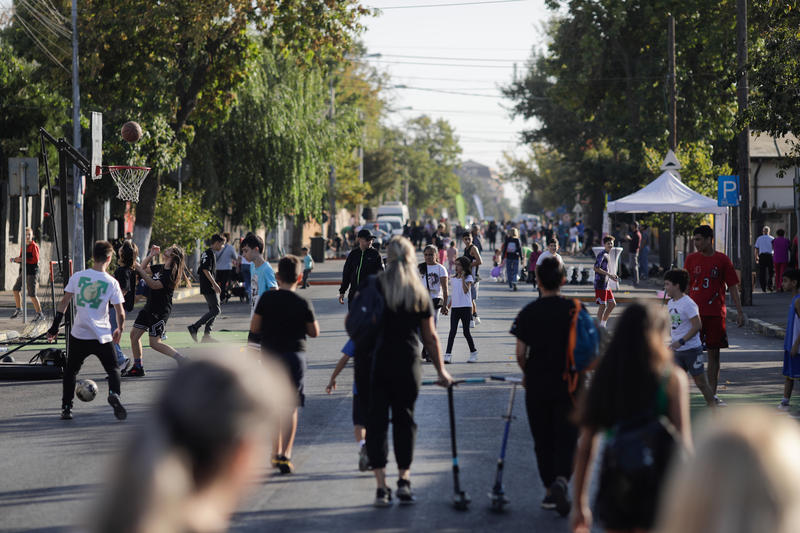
[104, 166, 151, 203]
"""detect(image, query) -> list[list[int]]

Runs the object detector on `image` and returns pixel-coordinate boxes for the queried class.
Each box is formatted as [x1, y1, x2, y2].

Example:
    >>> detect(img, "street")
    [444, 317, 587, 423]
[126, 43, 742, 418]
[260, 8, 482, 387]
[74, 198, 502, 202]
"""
[0, 256, 788, 533]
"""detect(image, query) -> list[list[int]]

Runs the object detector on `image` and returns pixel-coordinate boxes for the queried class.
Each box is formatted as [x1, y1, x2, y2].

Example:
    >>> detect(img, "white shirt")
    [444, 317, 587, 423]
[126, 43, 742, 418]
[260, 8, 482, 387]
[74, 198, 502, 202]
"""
[667, 295, 702, 351]
[755, 234, 774, 254]
[450, 274, 474, 308]
[421, 263, 448, 299]
[536, 250, 564, 266]
[65, 268, 125, 343]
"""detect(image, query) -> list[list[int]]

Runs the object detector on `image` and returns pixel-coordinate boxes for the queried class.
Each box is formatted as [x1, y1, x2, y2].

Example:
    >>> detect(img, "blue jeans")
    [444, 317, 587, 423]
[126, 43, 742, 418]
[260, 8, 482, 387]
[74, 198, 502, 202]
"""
[639, 246, 649, 278]
[506, 258, 520, 287]
[108, 309, 126, 366]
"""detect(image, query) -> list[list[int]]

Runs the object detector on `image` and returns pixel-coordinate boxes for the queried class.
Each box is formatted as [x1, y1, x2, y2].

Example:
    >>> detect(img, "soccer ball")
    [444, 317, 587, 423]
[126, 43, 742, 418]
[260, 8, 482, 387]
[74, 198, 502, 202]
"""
[75, 379, 98, 402]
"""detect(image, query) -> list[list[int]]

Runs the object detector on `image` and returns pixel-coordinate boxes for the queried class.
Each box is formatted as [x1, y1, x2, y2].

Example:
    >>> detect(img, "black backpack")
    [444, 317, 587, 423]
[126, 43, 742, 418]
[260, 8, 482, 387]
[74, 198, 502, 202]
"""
[594, 376, 683, 529]
[345, 275, 385, 350]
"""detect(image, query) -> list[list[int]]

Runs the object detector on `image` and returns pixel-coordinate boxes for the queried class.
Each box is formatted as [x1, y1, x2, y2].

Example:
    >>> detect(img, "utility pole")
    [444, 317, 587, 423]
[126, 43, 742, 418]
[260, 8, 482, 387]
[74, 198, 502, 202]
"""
[71, 0, 85, 270]
[667, 14, 677, 268]
[328, 78, 337, 239]
[736, 0, 753, 306]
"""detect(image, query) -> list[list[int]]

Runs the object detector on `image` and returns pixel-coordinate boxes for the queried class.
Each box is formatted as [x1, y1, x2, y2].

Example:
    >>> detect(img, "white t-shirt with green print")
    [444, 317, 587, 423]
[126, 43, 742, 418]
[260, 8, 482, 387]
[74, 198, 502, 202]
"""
[65, 268, 125, 343]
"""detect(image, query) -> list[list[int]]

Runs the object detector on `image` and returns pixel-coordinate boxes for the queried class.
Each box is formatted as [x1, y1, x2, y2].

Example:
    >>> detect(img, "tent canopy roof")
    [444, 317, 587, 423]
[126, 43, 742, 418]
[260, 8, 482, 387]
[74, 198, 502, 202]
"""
[607, 171, 726, 215]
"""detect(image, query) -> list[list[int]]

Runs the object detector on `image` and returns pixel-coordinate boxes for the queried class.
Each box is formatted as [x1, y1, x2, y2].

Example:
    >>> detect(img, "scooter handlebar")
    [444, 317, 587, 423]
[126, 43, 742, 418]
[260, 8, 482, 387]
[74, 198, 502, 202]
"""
[490, 375, 523, 384]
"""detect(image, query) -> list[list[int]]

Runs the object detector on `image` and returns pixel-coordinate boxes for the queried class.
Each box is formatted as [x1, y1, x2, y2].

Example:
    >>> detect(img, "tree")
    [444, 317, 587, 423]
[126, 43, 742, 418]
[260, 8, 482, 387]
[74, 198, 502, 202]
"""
[5, 0, 371, 255]
[187, 43, 350, 231]
[744, 1, 800, 168]
[503, 1, 741, 231]
[151, 185, 218, 255]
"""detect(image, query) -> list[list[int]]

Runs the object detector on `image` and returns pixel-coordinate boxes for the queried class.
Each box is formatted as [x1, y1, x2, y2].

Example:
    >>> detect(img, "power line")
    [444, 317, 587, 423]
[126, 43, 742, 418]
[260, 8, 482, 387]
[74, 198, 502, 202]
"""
[380, 53, 527, 63]
[373, 0, 528, 9]
[366, 58, 516, 69]
[395, 74, 503, 83]
[395, 85, 504, 98]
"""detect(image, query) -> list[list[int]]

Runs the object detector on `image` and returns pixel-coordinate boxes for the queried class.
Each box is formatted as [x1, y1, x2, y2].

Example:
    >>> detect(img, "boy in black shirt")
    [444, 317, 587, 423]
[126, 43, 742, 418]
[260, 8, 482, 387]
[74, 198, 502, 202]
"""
[250, 255, 320, 474]
[188, 234, 224, 342]
[509, 257, 580, 517]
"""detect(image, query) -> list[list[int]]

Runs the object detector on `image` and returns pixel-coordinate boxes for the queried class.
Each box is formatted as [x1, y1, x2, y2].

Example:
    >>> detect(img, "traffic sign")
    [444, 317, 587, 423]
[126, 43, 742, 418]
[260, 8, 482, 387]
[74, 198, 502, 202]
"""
[8, 157, 38, 197]
[717, 175, 739, 207]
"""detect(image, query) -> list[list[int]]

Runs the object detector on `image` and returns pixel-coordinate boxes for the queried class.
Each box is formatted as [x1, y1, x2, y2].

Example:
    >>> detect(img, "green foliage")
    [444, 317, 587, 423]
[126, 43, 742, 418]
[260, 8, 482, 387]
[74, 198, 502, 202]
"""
[504, 1, 741, 229]
[0, 41, 71, 182]
[151, 185, 218, 254]
[364, 116, 462, 216]
[187, 44, 349, 228]
[745, 1, 800, 167]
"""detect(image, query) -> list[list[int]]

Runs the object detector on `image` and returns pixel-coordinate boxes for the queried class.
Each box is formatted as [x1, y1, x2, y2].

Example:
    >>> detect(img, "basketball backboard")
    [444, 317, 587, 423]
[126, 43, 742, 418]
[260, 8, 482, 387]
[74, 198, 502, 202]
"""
[91, 111, 102, 180]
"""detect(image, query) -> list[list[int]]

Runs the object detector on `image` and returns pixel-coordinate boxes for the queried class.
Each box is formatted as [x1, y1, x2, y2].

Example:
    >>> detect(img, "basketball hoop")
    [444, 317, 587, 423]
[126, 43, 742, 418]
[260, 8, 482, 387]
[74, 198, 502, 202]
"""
[95, 165, 151, 202]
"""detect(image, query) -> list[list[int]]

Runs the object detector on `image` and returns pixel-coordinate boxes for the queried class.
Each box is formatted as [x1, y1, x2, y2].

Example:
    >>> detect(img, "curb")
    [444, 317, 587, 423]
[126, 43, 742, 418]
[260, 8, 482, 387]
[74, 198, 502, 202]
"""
[727, 308, 784, 338]
[173, 287, 201, 301]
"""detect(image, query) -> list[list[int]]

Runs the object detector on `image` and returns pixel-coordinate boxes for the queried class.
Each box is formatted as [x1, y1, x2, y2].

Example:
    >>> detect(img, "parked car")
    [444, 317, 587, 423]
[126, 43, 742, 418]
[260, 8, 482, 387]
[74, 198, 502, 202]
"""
[376, 201, 409, 223]
[377, 216, 404, 236]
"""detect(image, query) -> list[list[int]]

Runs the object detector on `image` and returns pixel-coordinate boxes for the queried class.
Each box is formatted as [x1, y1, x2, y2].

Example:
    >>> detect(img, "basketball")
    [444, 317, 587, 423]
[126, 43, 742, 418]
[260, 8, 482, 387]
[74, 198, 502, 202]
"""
[75, 379, 98, 402]
[121, 121, 143, 143]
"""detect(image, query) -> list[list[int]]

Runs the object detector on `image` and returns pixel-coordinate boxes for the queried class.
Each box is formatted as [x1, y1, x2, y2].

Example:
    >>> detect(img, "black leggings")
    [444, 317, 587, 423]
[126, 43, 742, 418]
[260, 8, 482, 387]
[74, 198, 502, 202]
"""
[446, 307, 476, 353]
[358, 356, 421, 470]
[62, 335, 121, 406]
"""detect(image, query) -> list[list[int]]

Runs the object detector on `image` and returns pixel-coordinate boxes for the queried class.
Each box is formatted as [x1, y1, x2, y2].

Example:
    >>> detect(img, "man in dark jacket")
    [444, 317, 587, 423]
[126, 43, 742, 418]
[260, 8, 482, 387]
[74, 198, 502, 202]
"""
[338, 229, 385, 310]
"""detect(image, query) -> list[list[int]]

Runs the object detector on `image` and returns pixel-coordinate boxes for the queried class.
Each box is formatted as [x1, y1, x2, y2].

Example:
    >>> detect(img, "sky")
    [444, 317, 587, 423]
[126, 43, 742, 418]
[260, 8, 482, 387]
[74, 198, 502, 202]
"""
[361, 0, 552, 207]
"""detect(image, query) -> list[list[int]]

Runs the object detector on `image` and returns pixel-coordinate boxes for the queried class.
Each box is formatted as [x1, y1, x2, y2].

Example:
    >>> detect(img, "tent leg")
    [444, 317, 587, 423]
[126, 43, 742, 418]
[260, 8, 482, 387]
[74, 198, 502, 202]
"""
[669, 213, 675, 268]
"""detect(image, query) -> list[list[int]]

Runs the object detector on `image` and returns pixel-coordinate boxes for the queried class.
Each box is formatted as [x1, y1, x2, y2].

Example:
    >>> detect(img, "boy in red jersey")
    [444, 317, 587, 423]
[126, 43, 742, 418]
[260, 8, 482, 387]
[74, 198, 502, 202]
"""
[684, 225, 744, 404]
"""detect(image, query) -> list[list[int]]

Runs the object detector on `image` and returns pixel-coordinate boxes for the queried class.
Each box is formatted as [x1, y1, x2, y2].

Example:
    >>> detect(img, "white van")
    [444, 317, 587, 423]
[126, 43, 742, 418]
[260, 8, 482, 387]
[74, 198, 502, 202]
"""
[377, 201, 409, 223]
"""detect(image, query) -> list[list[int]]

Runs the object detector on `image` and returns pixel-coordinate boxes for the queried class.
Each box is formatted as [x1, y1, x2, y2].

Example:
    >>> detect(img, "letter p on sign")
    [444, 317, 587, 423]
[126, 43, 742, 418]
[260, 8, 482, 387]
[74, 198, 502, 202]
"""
[717, 175, 739, 207]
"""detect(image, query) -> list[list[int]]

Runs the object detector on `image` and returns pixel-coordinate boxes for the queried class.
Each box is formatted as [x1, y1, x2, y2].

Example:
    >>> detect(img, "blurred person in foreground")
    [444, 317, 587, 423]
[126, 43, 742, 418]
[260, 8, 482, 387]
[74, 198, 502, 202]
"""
[657, 407, 800, 533]
[90, 351, 292, 533]
[571, 302, 692, 533]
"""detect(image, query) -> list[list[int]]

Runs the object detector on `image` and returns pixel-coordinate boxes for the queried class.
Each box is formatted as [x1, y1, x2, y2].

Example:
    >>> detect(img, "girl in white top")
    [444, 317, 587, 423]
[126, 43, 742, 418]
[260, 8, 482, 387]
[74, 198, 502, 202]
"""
[444, 256, 478, 363]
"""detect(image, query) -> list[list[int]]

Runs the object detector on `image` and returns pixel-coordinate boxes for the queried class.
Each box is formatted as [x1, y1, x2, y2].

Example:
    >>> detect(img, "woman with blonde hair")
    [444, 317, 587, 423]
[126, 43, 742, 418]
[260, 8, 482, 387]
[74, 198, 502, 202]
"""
[657, 407, 800, 533]
[356, 236, 453, 506]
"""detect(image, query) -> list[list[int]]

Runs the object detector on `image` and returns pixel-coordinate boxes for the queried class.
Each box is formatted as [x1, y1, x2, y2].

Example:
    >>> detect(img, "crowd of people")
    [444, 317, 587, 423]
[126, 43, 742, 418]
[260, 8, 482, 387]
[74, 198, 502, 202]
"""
[31, 212, 800, 532]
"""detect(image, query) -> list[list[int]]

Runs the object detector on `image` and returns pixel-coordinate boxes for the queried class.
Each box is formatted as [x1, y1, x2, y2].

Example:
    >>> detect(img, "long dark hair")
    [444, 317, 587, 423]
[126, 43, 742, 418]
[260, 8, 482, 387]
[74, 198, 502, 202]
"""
[578, 302, 671, 429]
[119, 240, 138, 269]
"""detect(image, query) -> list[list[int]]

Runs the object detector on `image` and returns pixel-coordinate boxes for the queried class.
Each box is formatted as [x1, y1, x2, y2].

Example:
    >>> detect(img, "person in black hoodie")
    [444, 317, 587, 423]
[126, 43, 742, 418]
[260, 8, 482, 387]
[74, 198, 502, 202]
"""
[338, 229, 385, 310]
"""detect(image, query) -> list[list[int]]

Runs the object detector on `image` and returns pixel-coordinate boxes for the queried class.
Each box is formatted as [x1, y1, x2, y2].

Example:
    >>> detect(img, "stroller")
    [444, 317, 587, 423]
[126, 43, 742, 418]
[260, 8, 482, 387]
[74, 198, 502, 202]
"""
[227, 269, 248, 303]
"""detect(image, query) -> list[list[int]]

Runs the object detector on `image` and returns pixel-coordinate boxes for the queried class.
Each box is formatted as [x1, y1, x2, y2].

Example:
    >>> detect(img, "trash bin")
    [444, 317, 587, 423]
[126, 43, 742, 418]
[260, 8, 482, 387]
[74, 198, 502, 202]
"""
[310, 237, 325, 264]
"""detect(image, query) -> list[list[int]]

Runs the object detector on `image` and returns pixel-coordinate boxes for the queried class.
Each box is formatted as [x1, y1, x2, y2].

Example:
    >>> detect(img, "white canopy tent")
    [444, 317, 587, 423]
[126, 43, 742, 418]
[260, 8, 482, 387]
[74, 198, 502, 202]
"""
[607, 170, 726, 215]
[606, 170, 728, 267]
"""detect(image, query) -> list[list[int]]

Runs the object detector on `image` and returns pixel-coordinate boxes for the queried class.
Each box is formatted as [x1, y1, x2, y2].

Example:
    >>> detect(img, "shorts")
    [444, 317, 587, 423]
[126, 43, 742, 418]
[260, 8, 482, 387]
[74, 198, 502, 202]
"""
[700, 315, 728, 350]
[674, 346, 705, 376]
[266, 351, 307, 407]
[133, 309, 168, 338]
[13, 271, 38, 294]
[352, 393, 366, 426]
[595, 289, 615, 304]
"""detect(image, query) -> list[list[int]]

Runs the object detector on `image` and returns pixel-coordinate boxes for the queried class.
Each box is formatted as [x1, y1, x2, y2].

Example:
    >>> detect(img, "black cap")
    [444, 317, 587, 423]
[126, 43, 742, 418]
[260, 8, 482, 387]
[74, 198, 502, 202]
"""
[357, 229, 375, 240]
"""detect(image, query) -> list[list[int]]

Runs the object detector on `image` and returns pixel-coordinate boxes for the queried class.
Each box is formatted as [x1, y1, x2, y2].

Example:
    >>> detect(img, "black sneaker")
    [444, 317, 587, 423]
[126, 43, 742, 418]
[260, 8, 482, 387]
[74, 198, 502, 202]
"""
[60, 405, 73, 420]
[187, 325, 199, 343]
[374, 487, 393, 507]
[276, 455, 294, 474]
[396, 479, 415, 505]
[541, 493, 556, 509]
[108, 393, 127, 421]
[550, 476, 571, 517]
[123, 365, 145, 377]
[10, 309, 20, 319]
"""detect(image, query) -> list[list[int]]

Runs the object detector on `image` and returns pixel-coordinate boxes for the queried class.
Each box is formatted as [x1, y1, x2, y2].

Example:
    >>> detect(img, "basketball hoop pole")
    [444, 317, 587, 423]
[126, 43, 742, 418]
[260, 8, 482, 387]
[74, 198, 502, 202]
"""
[39, 127, 92, 347]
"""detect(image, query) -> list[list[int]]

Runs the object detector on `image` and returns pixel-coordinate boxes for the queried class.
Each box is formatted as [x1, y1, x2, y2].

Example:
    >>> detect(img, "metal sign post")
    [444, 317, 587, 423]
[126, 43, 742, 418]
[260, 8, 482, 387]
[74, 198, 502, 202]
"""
[9, 157, 39, 324]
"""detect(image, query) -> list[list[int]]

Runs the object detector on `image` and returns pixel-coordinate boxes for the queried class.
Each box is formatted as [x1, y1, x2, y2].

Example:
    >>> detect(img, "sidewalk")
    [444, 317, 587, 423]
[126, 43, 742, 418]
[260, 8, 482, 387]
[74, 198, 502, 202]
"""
[727, 290, 792, 339]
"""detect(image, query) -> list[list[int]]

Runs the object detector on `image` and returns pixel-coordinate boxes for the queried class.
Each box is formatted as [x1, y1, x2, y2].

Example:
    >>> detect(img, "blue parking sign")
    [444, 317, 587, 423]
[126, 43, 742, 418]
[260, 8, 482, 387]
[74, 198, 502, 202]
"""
[718, 175, 739, 207]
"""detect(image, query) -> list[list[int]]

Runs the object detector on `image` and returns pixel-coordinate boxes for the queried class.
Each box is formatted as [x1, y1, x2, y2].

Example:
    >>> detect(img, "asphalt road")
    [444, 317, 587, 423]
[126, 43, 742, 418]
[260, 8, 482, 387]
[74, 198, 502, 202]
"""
[0, 262, 787, 533]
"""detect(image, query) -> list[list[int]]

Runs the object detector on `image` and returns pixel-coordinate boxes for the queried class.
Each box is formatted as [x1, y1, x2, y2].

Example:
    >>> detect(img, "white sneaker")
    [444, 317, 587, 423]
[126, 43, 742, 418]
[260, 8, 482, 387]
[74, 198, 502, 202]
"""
[468, 351, 478, 363]
[470, 319, 475, 328]
[714, 396, 727, 407]
[473, 315, 481, 325]
[778, 400, 791, 411]
[443, 353, 452, 364]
